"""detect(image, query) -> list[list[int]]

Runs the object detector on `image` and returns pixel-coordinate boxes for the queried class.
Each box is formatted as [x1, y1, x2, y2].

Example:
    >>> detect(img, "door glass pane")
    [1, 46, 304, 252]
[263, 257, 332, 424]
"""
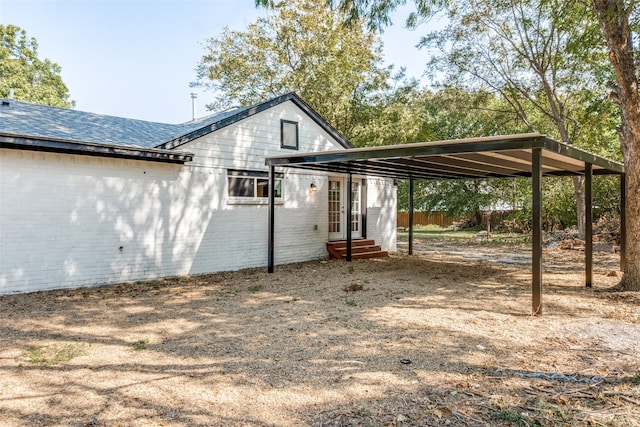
[351, 182, 361, 232]
[328, 180, 341, 233]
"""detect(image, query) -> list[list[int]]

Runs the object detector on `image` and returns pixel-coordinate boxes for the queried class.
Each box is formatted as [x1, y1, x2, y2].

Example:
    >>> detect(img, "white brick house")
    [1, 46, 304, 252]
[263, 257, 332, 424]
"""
[0, 93, 396, 294]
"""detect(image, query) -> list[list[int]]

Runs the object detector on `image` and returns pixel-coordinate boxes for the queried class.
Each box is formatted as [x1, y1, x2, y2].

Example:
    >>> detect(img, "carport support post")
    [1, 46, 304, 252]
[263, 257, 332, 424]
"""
[268, 165, 275, 273]
[408, 179, 414, 255]
[585, 163, 593, 287]
[532, 148, 542, 315]
[346, 172, 353, 262]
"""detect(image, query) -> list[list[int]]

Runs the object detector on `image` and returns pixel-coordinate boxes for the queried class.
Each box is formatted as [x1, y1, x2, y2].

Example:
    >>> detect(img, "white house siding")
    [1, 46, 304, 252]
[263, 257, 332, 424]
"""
[179, 101, 348, 272]
[0, 100, 396, 294]
[0, 150, 214, 294]
[365, 177, 397, 252]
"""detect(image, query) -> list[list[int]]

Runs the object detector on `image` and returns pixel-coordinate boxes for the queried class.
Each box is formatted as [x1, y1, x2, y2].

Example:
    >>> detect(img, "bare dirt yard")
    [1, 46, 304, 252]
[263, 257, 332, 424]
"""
[1, 238, 639, 426]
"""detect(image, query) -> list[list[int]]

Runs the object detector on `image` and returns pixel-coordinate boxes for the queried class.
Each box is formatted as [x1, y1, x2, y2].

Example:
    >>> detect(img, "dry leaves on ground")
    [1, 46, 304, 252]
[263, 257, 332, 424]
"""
[0, 242, 638, 426]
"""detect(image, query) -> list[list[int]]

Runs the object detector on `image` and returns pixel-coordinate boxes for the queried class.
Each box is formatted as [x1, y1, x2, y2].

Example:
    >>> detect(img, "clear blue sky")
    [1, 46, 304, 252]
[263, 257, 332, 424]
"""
[1, 0, 429, 124]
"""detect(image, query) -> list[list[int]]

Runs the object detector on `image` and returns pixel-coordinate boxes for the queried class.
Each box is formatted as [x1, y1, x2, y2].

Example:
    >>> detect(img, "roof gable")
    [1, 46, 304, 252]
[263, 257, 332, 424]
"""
[156, 93, 352, 150]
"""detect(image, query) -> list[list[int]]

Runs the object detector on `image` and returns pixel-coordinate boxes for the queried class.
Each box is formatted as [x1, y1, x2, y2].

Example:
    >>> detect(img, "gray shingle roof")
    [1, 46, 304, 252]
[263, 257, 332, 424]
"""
[0, 93, 352, 154]
[0, 99, 255, 149]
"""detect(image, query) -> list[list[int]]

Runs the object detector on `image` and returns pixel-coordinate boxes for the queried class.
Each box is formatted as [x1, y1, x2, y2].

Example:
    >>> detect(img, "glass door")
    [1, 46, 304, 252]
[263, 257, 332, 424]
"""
[328, 177, 361, 240]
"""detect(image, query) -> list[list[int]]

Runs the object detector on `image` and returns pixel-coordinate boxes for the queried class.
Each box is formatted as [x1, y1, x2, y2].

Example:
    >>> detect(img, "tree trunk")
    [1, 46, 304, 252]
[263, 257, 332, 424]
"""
[621, 152, 640, 290]
[592, 0, 640, 291]
[573, 176, 586, 238]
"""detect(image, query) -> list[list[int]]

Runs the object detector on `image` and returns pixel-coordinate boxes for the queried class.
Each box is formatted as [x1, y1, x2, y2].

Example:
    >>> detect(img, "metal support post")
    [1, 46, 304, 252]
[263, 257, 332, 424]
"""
[532, 148, 543, 315]
[267, 166, 275, 273]
[585, 163, 593, 287]
[408, 179, 414, 255]
[346, 173, 352, 262]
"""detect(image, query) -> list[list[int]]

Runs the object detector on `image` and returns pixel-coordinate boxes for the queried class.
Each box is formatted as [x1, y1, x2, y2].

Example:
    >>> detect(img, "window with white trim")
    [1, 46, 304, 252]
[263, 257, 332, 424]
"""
[281, 120, 299, 150]
[227, 169, 283, 203]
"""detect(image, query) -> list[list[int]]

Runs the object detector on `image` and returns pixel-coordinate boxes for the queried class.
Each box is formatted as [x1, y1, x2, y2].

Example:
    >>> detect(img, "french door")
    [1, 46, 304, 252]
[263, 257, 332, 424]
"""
[328, 176, 362, 241]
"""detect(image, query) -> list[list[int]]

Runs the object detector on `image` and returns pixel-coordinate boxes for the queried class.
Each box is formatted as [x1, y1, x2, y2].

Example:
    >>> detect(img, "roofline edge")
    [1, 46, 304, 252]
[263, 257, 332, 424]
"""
[0, 135, 193, 164]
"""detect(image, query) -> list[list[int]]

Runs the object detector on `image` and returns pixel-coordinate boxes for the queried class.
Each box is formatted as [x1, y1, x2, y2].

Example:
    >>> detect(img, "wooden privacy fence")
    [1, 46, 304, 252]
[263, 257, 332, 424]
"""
[397, 211, 458, 228]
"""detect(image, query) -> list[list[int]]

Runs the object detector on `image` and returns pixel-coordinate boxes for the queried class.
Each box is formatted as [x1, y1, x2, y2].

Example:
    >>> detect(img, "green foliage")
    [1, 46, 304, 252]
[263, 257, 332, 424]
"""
[419, 87, 532, 140]
[400, 173, 621, 232]
[422, 1, 616, 148]
[21, 343, 86, 367]
[197, 0, 392, 141]
[395, 88, 531, 222]
[0, 25, 74, 108]
[132, 339, 149, 351]
[329, 0, 620, 154]
[348, 73, 426, 147]
[398, 179, 508, 222]
[248, 284, 263, 292]
[338, 0, 620, 234]
[492, 409, 534, 426]
[250, 1, 624, 236]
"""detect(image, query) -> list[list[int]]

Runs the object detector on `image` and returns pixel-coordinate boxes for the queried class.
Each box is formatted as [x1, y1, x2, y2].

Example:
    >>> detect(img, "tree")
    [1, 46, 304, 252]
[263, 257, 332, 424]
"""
[591, 0, 640, 290]
[320, 0, 638, 290]
[347, 71, 438, 147]
[0, 25, 73, 108]
[421, 0, 618, 237]
[196, 0, 391, 141]
[396, 88, 532, 225]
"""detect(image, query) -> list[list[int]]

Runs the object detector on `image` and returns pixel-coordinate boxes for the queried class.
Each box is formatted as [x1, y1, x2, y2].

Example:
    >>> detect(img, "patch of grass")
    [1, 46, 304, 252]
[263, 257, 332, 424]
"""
[21, 343, 86, 367]
[397, 228, 529, 245]
[345, 300, 357, 307]
[248, 285, 263, 292]
[492, 409, 531, 426]
[132, 339, 149, 351]
[350, 321, 373, 330]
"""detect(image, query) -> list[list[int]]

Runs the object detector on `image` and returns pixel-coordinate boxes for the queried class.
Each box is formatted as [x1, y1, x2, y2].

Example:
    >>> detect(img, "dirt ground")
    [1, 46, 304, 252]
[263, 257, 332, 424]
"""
[0, 240, 638, 426]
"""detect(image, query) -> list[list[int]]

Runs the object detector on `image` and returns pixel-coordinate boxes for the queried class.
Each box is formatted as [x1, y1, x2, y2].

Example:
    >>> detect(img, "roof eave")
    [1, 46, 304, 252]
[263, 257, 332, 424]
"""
[0, 134, 193, 164]
[542, 138, 625, 174]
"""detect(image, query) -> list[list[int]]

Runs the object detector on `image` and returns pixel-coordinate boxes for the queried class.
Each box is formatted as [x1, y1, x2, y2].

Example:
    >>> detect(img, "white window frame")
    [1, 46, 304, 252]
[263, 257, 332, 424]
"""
[227, 169, 284, 205]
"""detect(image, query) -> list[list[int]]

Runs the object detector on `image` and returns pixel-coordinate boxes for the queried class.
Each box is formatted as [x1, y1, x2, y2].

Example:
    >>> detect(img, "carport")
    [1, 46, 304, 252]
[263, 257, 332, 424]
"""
[265, 133, 625, 315]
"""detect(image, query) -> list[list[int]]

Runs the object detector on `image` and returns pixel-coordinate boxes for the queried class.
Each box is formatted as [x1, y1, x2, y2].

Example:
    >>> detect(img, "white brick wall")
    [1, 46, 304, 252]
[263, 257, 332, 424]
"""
[362, 177, 397, 252]
[0, 101, 397, 294]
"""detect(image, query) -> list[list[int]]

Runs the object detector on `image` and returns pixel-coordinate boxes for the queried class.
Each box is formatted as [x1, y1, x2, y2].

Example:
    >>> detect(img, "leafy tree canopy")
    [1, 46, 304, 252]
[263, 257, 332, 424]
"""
[310, 0, 620, 238]
[197, 0, 392, 141]
[0, 24, 74, 108]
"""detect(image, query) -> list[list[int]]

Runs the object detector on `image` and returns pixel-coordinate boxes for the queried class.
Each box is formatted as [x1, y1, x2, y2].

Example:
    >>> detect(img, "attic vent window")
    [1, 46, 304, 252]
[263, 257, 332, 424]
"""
[281, 120, 298, 150]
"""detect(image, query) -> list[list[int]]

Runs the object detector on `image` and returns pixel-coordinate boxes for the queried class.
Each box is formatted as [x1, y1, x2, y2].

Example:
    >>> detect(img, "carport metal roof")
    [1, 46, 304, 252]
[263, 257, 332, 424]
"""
[265, 133, 624, 179]
[265, 133, 626, 315]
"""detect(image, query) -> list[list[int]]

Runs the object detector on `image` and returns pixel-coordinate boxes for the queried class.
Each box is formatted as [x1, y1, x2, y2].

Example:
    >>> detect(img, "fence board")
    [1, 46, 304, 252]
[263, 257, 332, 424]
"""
[397, 211, 458, 228]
